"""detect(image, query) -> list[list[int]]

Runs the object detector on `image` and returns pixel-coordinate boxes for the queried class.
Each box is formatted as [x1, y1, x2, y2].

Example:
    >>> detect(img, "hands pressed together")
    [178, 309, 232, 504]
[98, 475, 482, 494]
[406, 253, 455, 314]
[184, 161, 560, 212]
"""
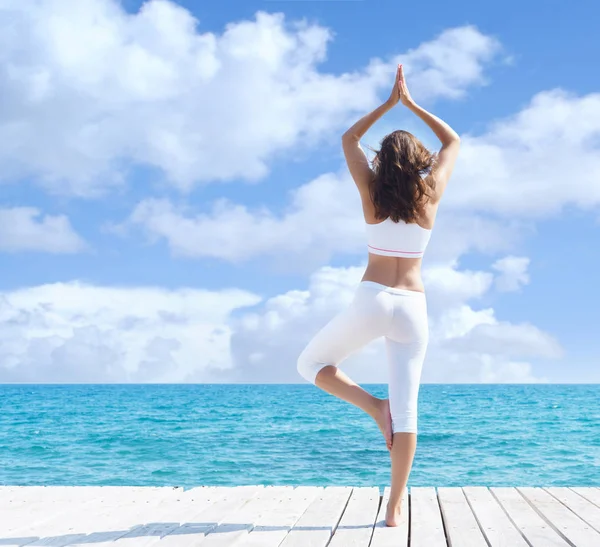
[387, 64, 415, 108]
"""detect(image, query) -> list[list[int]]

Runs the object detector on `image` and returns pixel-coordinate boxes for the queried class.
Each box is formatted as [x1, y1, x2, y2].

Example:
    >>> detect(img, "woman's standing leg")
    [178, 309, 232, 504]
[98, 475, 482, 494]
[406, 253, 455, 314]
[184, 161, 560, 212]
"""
[384, 293, 429, 526]
[297, 285, 395, 448]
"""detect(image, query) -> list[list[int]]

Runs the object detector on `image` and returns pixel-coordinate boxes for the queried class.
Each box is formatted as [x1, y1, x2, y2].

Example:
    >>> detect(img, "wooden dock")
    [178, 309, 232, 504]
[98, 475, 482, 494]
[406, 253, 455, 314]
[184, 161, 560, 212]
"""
[1, 486, 600, 546]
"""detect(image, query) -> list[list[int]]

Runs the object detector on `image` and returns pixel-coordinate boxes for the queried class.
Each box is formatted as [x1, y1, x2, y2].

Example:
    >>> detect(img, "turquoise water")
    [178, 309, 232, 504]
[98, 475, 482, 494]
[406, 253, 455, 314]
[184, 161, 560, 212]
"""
[1, 384, 599, 488]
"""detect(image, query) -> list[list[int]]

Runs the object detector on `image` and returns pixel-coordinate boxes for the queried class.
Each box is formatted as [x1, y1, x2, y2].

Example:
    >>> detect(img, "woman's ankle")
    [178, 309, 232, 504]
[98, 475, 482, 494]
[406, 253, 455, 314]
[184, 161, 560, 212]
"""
[387, 498, 402, 511]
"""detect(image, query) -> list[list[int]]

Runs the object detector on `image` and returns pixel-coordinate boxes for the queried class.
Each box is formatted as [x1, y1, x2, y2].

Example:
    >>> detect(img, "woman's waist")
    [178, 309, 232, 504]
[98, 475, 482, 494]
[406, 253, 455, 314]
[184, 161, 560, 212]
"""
[362, 258, 425, 293]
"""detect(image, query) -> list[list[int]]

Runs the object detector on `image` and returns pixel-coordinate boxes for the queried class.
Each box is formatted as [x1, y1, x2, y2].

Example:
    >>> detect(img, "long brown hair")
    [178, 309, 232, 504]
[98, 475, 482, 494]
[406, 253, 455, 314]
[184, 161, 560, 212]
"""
[369, 130, 436, 223]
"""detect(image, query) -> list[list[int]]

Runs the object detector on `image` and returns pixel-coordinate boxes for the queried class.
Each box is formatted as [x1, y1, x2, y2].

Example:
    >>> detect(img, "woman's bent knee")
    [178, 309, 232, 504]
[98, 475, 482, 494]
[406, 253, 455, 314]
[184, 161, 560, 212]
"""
[297, 350, 327, 385]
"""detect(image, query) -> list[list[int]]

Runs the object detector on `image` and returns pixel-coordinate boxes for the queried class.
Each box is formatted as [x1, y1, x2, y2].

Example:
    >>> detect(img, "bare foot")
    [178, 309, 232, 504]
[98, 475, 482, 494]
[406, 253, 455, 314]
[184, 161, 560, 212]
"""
[373, 398, 393, 450]
[385, 500, 402, 527]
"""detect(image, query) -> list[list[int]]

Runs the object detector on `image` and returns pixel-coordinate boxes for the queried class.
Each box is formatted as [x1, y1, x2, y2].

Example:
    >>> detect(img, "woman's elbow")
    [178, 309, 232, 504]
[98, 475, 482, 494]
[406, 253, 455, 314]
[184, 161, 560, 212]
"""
[442, 133, 461, 147]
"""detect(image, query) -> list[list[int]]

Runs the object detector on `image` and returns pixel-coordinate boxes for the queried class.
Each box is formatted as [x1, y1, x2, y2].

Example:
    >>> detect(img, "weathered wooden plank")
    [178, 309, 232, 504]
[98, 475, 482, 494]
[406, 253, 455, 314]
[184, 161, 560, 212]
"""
[0, 487, 85, 506]
[327, 487, 379, 547]
[0, 487, 117, 514]
[410, 487, 446, 547]
[197, 486, 294, 547]
[142, 486, 263, 547]
[3, 487, 215, 547]
[519, 487, 600, 547]
[239, 486, 322, 547]
[278, 486, 352, 547]
[491, 487, 569, 547]
[0, 487, 168, 507]
[1, 487, 182, 537]
[545, 487, 600, 532]
[92, 487, 227, 547]
[369, 486, 408, 547]
[437, 487, 487, 547]
[571, 487, 600, 508]
[463, 486, 528, 546]
[4, 488, 196, 547]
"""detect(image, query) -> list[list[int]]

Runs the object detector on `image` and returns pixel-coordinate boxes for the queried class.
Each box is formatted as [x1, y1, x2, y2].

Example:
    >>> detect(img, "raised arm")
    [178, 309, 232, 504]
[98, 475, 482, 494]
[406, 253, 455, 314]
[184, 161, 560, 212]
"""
[342, 102, 394, 143]
[397, 65, 460, 202]
[341, 66, 402, 196]
[341, 103, 390, 197]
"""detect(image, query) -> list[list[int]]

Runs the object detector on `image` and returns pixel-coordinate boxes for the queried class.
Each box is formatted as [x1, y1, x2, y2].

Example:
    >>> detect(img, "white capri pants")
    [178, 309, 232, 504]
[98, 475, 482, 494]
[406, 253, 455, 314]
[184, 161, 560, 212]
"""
[297, 280, 429, 434]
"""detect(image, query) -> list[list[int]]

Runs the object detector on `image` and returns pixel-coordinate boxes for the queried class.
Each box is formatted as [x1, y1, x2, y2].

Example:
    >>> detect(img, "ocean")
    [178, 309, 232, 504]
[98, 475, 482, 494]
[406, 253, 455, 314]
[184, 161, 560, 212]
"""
[1, 383, 598, 489]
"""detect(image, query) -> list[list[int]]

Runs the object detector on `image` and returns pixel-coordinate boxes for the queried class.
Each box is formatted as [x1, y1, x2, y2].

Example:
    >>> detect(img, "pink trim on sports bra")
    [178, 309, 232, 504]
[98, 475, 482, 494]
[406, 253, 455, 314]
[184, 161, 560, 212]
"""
[365, 217, 432, 258]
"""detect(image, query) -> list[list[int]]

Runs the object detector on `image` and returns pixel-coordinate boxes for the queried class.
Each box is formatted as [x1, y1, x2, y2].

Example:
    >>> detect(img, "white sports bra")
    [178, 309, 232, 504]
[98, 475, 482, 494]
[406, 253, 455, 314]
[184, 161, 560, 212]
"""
[365, 217, 432, 258]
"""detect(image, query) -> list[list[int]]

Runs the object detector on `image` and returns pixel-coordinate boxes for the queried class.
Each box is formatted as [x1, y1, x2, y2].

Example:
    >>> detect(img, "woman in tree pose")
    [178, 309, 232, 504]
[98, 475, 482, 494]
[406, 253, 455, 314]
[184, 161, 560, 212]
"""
[297, 65, 460, 527]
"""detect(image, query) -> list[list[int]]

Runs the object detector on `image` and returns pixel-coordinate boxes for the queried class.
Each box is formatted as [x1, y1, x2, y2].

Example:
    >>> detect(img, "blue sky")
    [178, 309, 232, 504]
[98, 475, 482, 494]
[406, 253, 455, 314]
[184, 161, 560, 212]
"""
[0, 0, 598, 383]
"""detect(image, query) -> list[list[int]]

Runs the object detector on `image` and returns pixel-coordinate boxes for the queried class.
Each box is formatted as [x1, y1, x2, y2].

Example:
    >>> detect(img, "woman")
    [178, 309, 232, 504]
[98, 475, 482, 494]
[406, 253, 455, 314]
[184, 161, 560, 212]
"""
[296, 65, 460, 527]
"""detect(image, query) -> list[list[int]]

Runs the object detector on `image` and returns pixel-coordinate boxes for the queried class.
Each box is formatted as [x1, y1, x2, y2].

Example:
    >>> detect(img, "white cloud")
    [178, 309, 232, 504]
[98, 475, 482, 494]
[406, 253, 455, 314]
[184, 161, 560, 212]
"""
[422, 264, 494, 311]
[126, 172, 364, 265]
[430, 354, 548, 384]
[0, 0, 500, 195]
[442, 321, 561, 359]
[230, 262, 558, 384]
[125, 170, 526, 267]
[492, 256, 530, 292]
[0, 207, 86, 253]
[399, 25, 501, 100]
[447, 90, 600, 216]
[0, 282, 260, 383]
[230, 266, 363, 383]
[0, 260, 560, 384]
